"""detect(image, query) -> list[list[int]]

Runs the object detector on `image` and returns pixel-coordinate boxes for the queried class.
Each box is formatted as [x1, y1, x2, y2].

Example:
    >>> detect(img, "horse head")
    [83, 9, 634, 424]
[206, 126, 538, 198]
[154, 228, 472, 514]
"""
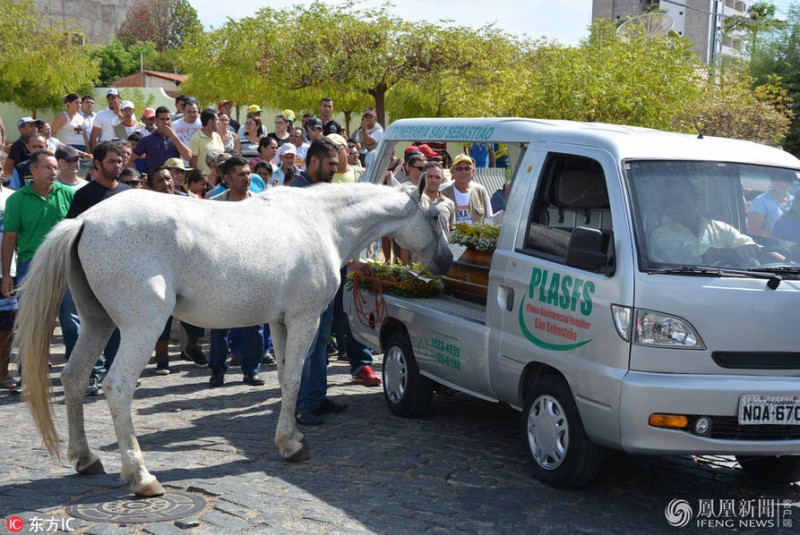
[393, 183, 453, 275]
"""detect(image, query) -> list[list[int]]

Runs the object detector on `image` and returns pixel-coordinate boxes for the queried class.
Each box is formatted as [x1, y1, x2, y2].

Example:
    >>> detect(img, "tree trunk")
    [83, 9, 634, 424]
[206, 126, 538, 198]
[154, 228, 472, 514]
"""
[369, 82, 388, 127]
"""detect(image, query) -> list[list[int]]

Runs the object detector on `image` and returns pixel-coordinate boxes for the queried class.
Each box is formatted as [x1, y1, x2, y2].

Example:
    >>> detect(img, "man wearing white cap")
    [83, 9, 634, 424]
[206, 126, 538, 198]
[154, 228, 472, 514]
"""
[89, 88, 123, 150]
[112, 101, 141, 140]
[271, 143, 300, 186]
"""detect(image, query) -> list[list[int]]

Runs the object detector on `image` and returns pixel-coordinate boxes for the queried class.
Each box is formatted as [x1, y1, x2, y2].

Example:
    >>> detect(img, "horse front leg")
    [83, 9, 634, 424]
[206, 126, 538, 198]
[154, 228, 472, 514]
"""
[103, 327, 165, 497]
[275, 317, 320, 462]
[63, 318, 114, 476]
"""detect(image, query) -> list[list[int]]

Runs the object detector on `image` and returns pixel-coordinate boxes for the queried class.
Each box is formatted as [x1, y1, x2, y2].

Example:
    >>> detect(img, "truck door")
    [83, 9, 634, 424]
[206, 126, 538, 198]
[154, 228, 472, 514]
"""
[491, 150, 635, 446]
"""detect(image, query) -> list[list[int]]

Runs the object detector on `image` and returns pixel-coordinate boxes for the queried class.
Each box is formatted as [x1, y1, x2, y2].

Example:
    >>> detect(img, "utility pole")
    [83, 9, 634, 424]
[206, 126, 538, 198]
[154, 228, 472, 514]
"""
[708, 0, 722, 80]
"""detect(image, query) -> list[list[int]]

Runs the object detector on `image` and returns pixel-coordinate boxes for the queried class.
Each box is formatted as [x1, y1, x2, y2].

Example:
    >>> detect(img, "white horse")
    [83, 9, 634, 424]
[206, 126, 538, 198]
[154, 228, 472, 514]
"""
[17, 182, 451, 497]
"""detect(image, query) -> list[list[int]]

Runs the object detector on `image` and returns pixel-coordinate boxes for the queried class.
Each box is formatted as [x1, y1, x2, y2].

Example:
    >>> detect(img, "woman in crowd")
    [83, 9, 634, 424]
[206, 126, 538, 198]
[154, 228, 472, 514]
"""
[51, 94, 89, 150]
[217, 112, 241, 154]
[267, 114, 292, 148]
[239, 117, 263, 157]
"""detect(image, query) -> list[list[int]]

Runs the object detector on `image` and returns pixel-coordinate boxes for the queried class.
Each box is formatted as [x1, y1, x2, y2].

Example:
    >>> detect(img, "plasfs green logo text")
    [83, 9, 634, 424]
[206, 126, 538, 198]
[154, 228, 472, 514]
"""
[528, 268, 594, 316]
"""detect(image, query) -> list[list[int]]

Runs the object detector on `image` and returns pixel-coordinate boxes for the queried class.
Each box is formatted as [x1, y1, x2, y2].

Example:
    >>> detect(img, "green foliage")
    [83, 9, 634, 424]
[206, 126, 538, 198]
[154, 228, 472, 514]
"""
[672, 64, 792, 145]
[0, 0, 98, 115]
[749, 2, 800, 154]
[117, 0, 202, 52]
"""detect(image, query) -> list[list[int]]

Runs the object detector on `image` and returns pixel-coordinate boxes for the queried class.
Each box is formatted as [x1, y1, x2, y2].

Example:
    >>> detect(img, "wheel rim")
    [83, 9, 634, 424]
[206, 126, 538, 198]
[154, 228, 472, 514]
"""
[527, 394, 569, 470]
[384, 345, 408, 404]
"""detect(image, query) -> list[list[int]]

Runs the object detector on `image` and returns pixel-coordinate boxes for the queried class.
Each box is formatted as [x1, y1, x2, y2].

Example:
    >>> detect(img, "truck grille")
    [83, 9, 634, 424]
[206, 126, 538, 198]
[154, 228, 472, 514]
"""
[712, 352, 800, 369]
[688, 416, 800, 440]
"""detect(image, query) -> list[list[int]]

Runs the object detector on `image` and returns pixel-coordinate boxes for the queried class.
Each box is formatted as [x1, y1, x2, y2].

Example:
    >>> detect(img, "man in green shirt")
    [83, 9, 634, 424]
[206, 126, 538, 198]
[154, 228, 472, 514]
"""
[1, 150, 81, 393]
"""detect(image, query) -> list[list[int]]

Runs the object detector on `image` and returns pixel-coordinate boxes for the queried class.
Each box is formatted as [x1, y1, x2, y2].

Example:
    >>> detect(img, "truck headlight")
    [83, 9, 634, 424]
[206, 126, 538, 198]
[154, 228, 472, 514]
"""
[635, 309, 705, 349]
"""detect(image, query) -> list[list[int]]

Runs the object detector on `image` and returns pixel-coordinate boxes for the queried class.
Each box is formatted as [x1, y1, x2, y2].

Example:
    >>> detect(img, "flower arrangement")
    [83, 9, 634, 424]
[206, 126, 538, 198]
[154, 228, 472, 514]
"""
[347, 262, 444, 298]
[450, 222, 501, 253]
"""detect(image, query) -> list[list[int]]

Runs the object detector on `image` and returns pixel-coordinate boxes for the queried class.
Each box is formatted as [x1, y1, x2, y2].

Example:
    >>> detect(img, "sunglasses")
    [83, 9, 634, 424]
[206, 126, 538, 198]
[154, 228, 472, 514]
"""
[452, 166, 473, 172]
[123, 180, 141, 185]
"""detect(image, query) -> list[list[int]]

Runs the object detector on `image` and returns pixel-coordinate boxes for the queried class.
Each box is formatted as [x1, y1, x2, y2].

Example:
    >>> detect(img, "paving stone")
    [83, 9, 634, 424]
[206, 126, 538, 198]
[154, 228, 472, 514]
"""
[3, 333, 799, 534]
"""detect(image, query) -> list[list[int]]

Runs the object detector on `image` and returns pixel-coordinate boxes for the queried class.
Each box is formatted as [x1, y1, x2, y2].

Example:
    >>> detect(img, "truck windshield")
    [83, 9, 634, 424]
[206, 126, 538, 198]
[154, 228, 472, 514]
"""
[625, 160, 800, 274]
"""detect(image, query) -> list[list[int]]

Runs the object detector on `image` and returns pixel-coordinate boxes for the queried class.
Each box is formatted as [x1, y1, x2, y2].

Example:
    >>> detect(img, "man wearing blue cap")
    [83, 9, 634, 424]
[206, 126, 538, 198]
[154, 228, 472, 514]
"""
[2, 117, 38, 178]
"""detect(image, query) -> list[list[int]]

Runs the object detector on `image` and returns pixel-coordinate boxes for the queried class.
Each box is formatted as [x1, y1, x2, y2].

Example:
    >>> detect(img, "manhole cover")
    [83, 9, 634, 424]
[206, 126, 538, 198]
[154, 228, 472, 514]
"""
[66, 488, 205, 523]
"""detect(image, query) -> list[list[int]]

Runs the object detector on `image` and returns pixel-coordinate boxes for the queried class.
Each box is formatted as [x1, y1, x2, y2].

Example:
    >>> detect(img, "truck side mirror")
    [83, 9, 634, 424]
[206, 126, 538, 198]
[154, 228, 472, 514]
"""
[565, 227, 607, 272]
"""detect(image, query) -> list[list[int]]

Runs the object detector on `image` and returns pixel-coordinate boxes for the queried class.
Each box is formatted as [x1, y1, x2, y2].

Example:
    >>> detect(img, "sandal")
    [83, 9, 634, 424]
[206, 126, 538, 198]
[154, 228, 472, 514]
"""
[0, 378, 19, 389]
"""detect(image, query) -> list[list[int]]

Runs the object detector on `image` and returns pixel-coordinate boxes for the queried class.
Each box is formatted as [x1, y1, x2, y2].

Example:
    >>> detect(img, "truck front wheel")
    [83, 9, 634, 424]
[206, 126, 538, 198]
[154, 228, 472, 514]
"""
[736, 455, 800, 484]
[383, 332, 434, 417]
[522, 375, 604, 488]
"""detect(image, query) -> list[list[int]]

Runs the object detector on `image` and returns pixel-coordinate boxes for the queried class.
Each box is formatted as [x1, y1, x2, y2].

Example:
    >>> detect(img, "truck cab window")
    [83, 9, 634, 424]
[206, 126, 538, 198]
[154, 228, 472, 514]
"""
[523, 154, 613, 272]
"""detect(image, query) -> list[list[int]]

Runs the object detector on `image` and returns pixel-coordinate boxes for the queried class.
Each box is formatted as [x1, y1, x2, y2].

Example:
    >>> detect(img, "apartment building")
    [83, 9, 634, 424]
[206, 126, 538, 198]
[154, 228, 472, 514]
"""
[592, 0, 749, 63]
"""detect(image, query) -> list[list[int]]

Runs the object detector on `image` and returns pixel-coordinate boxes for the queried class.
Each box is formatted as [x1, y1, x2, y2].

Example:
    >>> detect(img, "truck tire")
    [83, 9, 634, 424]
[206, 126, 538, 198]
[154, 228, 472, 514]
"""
[383, 332, 434, 417]
[736, 455, 800, 484]
[522, 375, 604, 488]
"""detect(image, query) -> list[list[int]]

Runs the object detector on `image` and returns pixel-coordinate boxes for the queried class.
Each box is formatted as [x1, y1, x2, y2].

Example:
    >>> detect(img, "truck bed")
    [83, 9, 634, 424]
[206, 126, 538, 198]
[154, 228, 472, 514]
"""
[387, 293, 487, 325]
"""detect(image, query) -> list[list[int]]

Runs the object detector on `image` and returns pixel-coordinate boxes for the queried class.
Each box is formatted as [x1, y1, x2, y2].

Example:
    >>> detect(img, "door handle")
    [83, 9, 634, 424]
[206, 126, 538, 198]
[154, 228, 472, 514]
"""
[498, 285, 515, 311]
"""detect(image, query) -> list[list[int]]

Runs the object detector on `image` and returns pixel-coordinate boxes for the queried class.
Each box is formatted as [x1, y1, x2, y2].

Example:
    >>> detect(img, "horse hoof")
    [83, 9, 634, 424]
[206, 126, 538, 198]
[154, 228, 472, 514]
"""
[77, 458, 105, 475]
[285, 440, 311, 463]
[132, 480, 165, 497]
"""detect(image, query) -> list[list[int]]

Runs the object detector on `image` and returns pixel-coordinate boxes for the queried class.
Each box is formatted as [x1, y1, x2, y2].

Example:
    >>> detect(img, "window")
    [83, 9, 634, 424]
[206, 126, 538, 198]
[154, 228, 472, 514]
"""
[523, 153, 614, 273]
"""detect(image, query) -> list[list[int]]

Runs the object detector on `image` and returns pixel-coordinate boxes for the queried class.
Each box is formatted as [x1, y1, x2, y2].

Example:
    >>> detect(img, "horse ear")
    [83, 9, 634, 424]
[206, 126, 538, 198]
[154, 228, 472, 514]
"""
[396, 181, 420, 201]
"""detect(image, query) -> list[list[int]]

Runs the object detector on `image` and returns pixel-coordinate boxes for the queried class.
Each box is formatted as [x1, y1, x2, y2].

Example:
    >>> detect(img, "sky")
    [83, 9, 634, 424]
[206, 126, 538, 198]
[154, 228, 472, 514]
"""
[190, 1, 799, 45]
[190, 0, 596, 45]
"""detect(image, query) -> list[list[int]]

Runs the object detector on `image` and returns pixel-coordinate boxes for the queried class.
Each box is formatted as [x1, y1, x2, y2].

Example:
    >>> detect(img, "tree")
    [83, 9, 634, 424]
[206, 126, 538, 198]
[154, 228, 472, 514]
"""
[505, 20, 704, 130]
[724, 1, 785, 60]
[117, 0, 202, 52]
[0, 0, 98, 115]
[672, 67, 792, 145]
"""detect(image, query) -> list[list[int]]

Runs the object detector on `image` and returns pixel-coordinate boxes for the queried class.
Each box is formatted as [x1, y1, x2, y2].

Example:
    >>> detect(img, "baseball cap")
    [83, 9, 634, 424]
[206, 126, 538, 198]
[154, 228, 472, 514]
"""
[282, 109, 296, 121]
[362, 108, 377, 118]
[406, 144, 436, 159]
[451, 154, 475, 168]
[17, 117, 35, 128]
[121, 100, 135, 110]
[306, 117, 323, 130]
[279, 144, 297, 157]
[106, 88, 120, 97]
[218, 100, 233, 109]
[247, 104, 262, 115]
[164, 158, 192, 171]
[141, 107, 155, 119]
[326, 133, 347, 149]
[55, 145, 80, 161]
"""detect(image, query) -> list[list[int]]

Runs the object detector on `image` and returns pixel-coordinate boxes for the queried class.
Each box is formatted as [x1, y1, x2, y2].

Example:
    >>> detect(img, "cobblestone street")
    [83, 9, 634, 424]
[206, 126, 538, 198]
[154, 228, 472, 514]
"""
[1, 331, 799, 534]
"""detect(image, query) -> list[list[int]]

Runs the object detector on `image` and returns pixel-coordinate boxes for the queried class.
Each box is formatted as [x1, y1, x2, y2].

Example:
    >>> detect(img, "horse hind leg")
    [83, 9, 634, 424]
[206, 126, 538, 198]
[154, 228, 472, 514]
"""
[63, 318, 114, 476]
[103, 323, 168, 497]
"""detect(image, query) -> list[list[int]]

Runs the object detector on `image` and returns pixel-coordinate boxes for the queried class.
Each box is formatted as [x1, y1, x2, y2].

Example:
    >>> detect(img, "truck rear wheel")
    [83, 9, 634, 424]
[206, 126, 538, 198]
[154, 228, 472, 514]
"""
[383, 332, 434, 417]
[736, 455, 800, 484]
[522, 375, 604, 488]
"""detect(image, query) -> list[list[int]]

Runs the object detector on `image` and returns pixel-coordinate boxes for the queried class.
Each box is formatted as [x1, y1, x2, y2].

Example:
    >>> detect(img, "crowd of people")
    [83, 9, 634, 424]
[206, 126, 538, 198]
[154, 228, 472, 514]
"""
[0, 91, 504, 425]
[0, 89, 500, 425]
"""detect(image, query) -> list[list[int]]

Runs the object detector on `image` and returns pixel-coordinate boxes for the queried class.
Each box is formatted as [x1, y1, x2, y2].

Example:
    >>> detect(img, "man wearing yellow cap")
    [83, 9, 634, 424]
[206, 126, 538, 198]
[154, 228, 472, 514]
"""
[441, 154, 493, 225]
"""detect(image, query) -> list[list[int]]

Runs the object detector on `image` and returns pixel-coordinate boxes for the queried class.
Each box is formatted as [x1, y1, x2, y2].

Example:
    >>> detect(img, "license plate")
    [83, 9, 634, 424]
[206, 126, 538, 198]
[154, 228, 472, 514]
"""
[738, 395, 800, 425]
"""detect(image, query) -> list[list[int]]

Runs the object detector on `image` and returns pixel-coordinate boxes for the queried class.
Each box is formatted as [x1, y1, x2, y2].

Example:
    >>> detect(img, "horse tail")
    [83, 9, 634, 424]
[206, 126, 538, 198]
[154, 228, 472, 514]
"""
[17, 218, 84, 459]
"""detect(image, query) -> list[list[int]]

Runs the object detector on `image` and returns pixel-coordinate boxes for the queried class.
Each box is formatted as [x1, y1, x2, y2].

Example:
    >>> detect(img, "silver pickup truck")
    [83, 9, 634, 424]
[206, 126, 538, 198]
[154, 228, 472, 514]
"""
[347, 118, 800, 488]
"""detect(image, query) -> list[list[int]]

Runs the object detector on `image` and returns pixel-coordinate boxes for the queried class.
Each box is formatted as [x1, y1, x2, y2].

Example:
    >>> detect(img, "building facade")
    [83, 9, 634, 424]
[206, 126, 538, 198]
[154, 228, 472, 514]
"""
[592, 0, 748, 64]
[36, 0, 137, 44]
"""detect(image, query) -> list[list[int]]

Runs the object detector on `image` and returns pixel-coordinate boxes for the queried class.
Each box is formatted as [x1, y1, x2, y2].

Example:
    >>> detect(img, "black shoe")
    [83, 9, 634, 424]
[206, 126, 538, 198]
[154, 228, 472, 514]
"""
[262, 352, 276, 366]
[242, 372, 265, 386]
[155, 354, 170, 375]
[296, 412, 324, 425]
[312, 399, 348, 416]
[9, 385, 22, 396]
[326, 343, 338, 356]
[229, 354, 242, 367]
[182, 346, 208, 367]
[209, 370, 225, 387]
